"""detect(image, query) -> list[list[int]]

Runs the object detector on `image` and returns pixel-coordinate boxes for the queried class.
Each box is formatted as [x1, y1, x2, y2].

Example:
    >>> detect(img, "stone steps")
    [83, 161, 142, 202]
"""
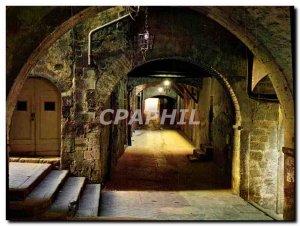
[187, 144, 214, 162]
[9, 162, 52, 200]
[193, 149, 206, 158]
[200, 144, 214, 159]
[75, 184, 101, 218]
[8, 162, 102, 220]
[9, 170, 68, 218]
[40, 177, 86, 220]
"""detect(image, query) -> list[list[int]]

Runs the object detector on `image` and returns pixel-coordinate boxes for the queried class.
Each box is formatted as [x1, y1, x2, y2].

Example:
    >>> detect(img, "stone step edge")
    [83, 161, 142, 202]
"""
[9, 163, 53, 201]
[74, 184, 101, 218]
[40, 177, 86, 220]
[9, 170, 69, 217]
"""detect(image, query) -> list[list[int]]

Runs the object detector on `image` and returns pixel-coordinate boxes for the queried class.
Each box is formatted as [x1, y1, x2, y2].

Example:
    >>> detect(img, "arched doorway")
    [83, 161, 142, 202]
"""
[4, 6, 293, 221]
[10, 77, 61, 156]
[105, 58, 241, 192]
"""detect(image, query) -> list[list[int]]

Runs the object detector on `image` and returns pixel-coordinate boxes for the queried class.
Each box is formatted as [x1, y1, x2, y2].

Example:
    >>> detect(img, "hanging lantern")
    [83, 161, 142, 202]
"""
[137, 7, 154, 56]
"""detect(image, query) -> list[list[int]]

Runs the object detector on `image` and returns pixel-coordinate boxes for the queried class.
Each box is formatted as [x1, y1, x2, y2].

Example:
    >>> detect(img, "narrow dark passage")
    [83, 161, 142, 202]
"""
[104, 129, 231, 191]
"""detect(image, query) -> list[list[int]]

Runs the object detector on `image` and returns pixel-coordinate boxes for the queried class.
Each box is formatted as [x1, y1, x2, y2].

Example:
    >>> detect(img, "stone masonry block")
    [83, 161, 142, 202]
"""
[75, 138, 87, 145]
[84, 150, 100, 160]
[251, 128, 267, 136]
[250, 141, 265, 151]
[250, 151, 263, 161]
[251, 135, 269, 143]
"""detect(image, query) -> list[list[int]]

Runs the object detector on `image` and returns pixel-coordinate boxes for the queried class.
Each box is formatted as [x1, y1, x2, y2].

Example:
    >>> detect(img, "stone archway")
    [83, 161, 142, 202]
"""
[127, 58, 242, 127]
[191, 7, 294, 150]
[6, 6, 294, 219]
[7, 7, 294, 139]
[124, 58, 242, 193]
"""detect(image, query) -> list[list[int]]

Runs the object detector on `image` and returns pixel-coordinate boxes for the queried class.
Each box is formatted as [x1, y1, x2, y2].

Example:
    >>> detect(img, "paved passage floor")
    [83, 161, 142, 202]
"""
[101, 129, 272, 220]
[100, 190, 272, 220]
[105, 129, 231, 190]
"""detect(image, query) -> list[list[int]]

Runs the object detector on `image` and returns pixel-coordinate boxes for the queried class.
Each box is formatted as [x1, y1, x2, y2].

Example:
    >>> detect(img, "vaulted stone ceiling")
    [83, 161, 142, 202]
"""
[6, 6, 293, 95]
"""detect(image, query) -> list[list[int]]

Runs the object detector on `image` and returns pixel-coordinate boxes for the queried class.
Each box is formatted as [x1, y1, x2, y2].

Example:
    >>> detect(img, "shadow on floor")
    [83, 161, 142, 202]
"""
[104, 129, 231, 191]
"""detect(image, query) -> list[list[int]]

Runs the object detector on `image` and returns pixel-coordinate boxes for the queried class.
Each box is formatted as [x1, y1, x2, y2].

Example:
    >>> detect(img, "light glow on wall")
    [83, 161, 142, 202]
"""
[163, 80, 171, 86]
[158, 87, 164, 93]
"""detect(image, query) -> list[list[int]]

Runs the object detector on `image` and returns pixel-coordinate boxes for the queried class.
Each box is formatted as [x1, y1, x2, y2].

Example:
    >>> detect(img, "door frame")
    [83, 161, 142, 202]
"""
[9, 75, 63, 158]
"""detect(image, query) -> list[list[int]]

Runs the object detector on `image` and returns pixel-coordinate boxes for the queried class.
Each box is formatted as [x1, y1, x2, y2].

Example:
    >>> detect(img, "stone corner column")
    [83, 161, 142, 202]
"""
[282, 147, 295, 221]
[232, 126, 241, 195]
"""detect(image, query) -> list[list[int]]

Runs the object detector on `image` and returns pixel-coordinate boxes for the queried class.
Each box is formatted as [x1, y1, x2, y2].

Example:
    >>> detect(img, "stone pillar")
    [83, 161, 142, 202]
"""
[283, 147, 295, 220]
[232, 126, 241, 194]
[239, 129, 250, 200]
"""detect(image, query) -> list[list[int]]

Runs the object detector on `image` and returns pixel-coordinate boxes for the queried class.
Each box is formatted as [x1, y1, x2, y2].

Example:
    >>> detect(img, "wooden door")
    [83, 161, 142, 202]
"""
[10, 79, 35, 154]
[10, 78, 61, 156]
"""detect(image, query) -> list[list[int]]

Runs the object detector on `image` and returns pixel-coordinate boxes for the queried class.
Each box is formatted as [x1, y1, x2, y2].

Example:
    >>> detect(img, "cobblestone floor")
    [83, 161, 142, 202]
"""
[101, 129, 272, 221]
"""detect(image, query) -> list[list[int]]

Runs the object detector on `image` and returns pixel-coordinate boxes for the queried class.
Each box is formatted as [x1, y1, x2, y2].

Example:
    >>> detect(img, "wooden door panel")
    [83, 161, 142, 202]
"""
[38, 95, 60, 140]
[10, 78, 61, 156]
[11, 99, 33, 140]
[10, 88, 35, 153]
[35, 80, 61, 154]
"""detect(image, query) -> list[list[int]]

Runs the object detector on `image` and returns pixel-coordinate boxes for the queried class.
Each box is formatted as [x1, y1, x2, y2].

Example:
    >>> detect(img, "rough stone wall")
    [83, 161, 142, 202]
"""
[67, 7, 131, 182]
[29, 7, 131, 182]
[30, 30, 73, 92]
[180, 87, 198, 144]
[6, 6, 89, 94]
[277, 108, 284, 214]
[196, 80, 211, 147]
[109, 79, 128, 171]
[211, 79, 234, 174]
[248, 103, 283, 213]
[179, 78, 234, 175]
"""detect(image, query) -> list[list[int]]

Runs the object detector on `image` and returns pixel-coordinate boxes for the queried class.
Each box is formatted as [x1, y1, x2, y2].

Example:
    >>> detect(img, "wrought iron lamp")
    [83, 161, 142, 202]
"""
[137, 7, 154, 58]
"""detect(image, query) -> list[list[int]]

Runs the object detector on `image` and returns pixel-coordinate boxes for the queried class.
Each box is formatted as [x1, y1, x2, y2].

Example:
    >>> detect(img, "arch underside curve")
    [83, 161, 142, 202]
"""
[6, 7, 293, 130]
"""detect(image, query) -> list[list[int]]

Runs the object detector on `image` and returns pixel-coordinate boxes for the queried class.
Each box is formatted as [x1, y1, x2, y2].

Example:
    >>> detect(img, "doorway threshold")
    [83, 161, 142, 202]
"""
[9, 156, 60, 169]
